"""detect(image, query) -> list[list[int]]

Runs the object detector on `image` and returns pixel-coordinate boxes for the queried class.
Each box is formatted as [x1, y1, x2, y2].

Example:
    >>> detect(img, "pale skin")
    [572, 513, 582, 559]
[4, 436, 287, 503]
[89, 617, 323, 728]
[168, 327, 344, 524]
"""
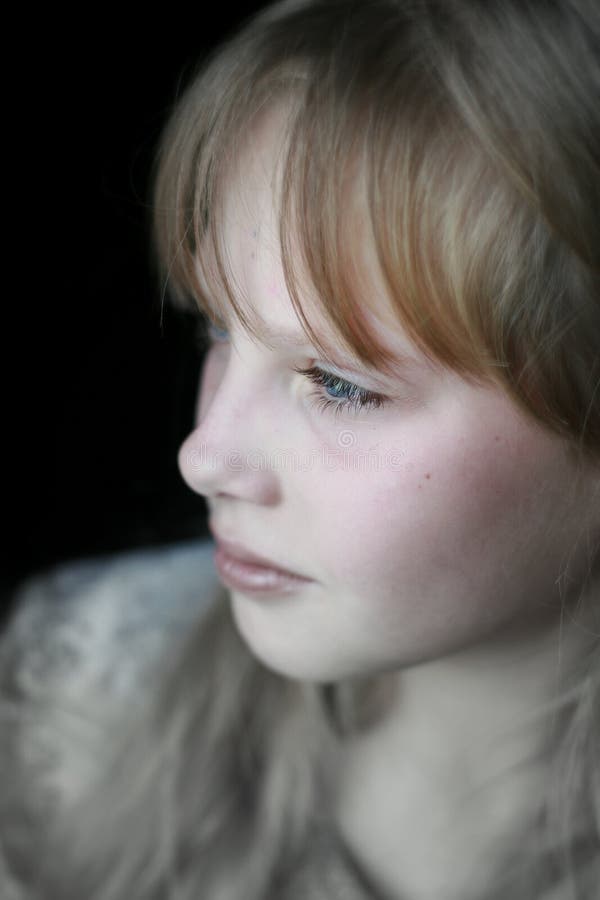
[177, 111, 600, 899]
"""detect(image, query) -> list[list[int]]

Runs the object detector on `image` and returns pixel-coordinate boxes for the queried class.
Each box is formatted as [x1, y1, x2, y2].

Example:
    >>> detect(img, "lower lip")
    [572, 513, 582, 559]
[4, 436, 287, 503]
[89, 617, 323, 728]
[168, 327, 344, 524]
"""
[214, 546, 313, 595]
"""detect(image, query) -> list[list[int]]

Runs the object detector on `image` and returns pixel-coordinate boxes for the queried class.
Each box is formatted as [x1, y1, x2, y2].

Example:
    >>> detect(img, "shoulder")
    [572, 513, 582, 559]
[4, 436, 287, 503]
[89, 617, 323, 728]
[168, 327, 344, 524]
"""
[0, 540, 223, 900]
[0, 537, 221, 873]
[1, 537, 220, 703]
[0, 538, 221, 893]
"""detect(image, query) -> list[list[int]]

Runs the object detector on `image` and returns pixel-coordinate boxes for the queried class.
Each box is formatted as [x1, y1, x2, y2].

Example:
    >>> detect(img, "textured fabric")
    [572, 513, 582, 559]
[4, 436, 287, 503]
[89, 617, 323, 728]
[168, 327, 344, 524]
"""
[1, 539, 220, 704]
[0, 539, 378, 900]
[0, 539, 221, 898]
[279, 822, 387, 900]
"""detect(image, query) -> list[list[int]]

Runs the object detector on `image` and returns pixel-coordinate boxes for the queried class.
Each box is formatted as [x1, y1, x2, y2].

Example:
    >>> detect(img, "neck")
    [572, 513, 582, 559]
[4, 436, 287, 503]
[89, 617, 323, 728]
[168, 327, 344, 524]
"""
[333, 596, 597, 900]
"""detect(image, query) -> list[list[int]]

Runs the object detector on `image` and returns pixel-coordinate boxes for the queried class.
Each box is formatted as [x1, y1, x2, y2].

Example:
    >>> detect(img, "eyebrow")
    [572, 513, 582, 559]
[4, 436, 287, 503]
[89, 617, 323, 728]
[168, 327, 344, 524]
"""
[198, 271, 425, 374]
[211, 307, 316, 348]
[253, 316, 426, 373]
[254, 325, 315, 348]
[196, 253, 428, 368]
[209, 305, 429, 381]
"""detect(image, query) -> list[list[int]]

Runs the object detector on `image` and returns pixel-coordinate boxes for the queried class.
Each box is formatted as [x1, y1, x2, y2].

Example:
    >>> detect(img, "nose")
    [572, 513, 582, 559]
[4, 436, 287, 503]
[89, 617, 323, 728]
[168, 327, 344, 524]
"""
[177, 344, 280, 505]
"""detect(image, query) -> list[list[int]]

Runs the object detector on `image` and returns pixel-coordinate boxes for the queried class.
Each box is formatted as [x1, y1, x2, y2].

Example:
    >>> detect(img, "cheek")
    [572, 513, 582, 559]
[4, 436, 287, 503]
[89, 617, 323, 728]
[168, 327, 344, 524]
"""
[305, 404, 561, 606]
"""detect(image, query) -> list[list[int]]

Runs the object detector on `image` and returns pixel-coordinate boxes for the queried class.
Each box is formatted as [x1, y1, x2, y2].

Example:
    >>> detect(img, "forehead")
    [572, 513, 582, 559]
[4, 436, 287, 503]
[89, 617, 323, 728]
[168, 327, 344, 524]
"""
[195, 107, 450, 379]
[222, 114, 299, 322]
[196, 107, 342, 341]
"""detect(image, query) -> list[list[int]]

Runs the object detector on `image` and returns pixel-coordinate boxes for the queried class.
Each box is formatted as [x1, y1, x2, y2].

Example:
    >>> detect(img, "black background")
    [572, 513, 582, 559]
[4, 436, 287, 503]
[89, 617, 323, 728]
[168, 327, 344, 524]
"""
[5, 4, 270, 614]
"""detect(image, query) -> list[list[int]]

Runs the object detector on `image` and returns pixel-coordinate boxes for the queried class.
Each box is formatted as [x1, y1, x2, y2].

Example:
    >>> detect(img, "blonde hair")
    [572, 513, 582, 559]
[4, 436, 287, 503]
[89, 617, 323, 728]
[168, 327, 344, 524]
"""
[2, 2, 599, 898]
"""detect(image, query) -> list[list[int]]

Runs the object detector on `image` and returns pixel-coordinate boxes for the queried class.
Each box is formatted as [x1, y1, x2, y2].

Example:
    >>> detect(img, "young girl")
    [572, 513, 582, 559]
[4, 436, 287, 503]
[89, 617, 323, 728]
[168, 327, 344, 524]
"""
[2, 1, 599, 898]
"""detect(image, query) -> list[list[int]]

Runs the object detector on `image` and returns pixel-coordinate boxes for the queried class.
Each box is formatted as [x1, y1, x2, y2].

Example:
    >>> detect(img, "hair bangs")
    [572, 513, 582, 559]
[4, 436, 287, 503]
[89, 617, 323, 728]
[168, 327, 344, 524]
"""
[152, 0, 600, 455]
[279, 61, 506, 386]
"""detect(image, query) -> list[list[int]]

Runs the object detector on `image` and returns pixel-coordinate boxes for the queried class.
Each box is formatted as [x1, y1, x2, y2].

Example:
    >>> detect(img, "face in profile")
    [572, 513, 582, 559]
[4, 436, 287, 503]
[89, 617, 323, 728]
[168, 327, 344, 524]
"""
[177, 110, 600, 685]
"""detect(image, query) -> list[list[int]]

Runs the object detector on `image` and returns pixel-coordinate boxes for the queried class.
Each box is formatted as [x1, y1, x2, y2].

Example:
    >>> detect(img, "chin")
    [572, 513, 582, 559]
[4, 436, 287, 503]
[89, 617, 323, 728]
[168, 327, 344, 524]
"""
[228, 592, 344, 682]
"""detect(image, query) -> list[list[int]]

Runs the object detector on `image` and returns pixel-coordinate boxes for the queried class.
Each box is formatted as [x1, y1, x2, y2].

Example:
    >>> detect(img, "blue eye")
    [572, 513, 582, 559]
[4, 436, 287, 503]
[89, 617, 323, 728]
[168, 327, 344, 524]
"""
[292, 365, 388, 417]
[207, 322, 230, 343]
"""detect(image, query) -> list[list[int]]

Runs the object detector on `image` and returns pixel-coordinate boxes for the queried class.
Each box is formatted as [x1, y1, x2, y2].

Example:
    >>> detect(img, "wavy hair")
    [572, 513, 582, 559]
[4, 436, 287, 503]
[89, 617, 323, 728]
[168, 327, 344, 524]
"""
[2, 1, 599, 898]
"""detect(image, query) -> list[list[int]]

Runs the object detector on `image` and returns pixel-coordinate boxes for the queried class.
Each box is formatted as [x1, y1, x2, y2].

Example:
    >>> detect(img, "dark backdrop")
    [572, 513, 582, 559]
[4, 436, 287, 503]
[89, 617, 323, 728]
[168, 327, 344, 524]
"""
[5, 4, 270, 615]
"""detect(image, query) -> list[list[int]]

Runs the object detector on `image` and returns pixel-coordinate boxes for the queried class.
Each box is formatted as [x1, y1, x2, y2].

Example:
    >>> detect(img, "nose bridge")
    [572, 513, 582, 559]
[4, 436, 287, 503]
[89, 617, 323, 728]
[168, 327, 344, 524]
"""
[200, 338, 270, 444]
[179, 340, 280, 500]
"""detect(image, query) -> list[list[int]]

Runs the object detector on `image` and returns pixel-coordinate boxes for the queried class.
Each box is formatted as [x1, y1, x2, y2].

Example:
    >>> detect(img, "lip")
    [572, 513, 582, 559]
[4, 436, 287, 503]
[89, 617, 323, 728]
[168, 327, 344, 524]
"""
[211, 531, 311, 579]
[209, 525, 314, 593]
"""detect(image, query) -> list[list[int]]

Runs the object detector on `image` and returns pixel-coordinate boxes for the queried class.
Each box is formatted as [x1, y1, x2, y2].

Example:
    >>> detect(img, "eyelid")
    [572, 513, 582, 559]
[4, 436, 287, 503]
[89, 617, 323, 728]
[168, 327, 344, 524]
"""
[306, 358, 417, 405]
[207, 318, 366, 374]
[203, 317, 419, 403]
[206, 321, 230, 342]
[294, 363, 388, 410]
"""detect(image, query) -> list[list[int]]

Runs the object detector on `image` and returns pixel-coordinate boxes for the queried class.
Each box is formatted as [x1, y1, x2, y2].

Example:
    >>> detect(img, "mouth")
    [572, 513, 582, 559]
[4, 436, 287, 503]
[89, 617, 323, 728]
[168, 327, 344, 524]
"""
[209, 524, 314, 593]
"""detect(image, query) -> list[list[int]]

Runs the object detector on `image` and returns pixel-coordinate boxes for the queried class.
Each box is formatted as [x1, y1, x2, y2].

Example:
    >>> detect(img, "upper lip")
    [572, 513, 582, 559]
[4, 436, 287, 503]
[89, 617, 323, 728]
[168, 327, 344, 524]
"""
[209, 524, 312, 580]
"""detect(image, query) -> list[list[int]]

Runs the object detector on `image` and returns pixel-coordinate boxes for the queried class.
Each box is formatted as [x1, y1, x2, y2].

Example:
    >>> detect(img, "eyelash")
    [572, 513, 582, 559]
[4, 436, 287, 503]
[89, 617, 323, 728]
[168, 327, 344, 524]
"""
[291, 365, 387, 417]
[204, 322, 389, 417]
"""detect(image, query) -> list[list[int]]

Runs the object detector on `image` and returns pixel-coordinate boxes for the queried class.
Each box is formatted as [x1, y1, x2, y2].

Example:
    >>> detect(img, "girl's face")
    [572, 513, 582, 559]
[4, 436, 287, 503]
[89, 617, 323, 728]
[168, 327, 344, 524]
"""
[178, 115, 599, 683]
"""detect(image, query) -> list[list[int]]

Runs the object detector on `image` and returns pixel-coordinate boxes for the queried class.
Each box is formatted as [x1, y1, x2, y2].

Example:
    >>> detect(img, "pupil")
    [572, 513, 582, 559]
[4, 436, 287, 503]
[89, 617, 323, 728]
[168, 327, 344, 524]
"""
[327, 378, 348, 399]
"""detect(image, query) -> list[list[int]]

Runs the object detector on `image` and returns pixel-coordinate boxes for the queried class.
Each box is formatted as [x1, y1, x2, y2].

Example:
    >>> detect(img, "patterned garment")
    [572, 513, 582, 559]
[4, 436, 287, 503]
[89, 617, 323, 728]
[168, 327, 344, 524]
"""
[280, 823, 389, 900]
[0, 540, 221, 899]
[0, 540, 378, 900]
